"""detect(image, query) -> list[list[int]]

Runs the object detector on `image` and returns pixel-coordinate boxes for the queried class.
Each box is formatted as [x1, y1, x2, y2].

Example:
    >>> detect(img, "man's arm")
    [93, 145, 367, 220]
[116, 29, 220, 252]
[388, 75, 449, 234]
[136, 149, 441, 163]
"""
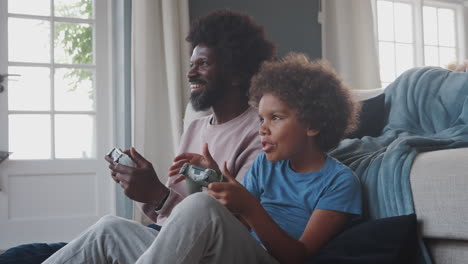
[137, 189, 184, 224]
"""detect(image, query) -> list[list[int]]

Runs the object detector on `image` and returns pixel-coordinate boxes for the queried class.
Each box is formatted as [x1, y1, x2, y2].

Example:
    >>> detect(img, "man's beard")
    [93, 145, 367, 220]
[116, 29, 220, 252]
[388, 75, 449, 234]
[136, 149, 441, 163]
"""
[190, 79, 225, 111]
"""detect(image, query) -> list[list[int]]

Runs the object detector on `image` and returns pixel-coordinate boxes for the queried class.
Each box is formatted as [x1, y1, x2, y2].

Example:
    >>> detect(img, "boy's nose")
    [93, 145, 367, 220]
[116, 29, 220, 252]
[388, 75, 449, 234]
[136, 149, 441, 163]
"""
[259, 124, 268, 136]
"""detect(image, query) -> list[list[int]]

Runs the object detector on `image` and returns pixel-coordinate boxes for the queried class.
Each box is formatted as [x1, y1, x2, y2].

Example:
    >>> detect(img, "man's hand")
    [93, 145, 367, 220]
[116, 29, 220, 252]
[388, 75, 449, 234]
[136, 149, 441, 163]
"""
[169, 143, 220, 185]
[207, 161, 258, 217]
[105, 147, 167, 204]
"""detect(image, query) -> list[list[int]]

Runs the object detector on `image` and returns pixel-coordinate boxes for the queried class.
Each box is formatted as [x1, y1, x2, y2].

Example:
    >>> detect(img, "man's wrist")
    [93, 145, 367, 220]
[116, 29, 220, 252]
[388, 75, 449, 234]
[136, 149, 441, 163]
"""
[154, 188, 170, 211]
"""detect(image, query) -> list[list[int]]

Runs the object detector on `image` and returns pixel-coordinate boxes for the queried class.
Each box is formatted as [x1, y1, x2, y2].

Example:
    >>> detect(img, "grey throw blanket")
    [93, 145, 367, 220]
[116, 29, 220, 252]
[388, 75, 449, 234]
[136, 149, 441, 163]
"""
[330, 67, 468, 263]
[330, 66, 468, 219]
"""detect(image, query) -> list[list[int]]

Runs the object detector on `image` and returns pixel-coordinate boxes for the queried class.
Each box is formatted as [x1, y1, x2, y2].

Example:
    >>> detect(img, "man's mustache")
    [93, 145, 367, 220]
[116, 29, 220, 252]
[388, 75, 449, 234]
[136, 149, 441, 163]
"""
[189, 78, 207, 84]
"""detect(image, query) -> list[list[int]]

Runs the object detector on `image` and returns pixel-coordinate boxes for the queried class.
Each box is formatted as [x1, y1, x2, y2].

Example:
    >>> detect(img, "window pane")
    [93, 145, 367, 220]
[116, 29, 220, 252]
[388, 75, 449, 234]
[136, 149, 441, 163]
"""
[8, 66, 51, 111]
[8, 18, 50, 63]
[9, 115, 51, 160]
[377, 1, 395, 41]
[439, 47, 456, 67]
[423, 7, 438, 45]
[424, 46, 439, 66]
[54, 68, 95, 111]
[55, 115, 94, 158]
[55, 22, 93, 64]
[438, 8, 455, 47]
[379, 42, 396, 82]
[55, 0, 93, 19]
[8, 0, 50, 16]
[395, 43, 414, 76]
[394, 3, 413, 43]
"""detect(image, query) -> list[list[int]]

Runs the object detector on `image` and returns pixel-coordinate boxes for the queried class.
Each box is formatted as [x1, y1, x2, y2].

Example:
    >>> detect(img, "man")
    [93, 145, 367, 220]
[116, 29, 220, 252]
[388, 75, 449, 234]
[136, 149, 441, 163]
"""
[105, 9, 276, 225]
[39, 9, 276, 263]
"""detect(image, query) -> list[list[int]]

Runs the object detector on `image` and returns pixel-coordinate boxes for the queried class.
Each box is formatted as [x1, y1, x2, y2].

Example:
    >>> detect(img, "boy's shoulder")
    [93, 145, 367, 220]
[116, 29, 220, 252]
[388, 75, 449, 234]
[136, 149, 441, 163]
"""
[326, 156, 351, 172]
[252, 152, 268, 166]
[324, 156, 360, 185]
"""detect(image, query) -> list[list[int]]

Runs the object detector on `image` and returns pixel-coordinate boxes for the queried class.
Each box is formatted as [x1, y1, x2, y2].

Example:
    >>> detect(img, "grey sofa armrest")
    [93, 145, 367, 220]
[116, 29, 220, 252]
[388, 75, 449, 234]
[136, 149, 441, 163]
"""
[410, 148, 468, 240]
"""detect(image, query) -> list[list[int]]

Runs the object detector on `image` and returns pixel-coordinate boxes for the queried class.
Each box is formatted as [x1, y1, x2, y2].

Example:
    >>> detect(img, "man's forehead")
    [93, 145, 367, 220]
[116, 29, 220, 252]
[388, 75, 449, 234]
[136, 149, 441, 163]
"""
[191, 44, 215, 59]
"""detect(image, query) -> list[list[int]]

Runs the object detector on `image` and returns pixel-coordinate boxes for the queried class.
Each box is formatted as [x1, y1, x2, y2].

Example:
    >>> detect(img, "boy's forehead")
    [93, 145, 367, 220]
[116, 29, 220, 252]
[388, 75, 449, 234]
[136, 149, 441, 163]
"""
[259, 93, 293, 111]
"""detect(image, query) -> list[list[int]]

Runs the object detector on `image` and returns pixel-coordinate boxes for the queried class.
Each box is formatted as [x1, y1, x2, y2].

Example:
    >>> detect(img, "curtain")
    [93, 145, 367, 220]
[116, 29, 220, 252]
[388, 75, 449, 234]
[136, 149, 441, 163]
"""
[320, 0, 381, 90]
[131, 0, 190, 222]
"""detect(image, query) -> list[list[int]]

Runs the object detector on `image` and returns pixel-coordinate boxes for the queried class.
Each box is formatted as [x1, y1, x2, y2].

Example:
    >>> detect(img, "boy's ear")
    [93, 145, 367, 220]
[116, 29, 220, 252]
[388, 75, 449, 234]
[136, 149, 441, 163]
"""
[307, 128, 320, 137]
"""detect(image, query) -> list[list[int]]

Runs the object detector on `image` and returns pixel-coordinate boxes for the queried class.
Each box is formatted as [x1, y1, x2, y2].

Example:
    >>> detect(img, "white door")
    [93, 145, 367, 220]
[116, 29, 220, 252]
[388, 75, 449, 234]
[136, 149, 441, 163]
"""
[0, 0, 114, 249]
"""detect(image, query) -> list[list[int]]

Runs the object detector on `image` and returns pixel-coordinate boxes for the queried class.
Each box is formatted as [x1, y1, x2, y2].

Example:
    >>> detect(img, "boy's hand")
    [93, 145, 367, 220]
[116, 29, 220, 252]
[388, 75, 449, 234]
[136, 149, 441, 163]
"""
[208, 161, 257, 217]
[169, 143, 220, 184]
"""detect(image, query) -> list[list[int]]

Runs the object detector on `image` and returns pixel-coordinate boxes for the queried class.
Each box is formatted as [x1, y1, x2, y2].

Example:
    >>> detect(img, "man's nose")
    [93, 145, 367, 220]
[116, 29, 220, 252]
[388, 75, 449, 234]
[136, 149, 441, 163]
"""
[187, 66, 198, 79]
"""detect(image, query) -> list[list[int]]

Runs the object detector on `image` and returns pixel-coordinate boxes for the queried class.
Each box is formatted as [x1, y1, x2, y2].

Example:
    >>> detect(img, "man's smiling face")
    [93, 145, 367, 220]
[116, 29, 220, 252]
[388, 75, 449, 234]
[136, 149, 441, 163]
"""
[187, 44, 227, 111]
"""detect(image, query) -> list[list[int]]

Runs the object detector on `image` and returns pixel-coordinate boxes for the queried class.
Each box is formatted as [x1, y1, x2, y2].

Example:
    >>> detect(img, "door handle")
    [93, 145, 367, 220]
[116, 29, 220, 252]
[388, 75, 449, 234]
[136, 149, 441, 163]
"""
[0, 151, 11, 191]
[0, 151, 11, 164]
[0, 73, 21, 93]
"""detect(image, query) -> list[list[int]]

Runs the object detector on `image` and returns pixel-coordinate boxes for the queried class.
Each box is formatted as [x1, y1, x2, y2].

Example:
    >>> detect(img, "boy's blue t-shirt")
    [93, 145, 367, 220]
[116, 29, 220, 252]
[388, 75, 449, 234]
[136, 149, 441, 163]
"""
[242, 152, 362, 242]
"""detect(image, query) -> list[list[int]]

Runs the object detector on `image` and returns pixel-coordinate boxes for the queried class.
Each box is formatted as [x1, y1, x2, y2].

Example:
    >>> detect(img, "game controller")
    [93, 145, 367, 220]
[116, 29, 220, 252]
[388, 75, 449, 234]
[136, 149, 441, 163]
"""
[107, 148, 136, 167]
[178, 163, 227, 194]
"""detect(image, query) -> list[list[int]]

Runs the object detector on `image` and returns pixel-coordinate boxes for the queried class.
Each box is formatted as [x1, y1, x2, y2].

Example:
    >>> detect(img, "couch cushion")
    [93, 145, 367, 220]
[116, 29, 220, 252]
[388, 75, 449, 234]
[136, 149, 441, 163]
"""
[347, 93, 386, 139]
[309, 214, 418, 264]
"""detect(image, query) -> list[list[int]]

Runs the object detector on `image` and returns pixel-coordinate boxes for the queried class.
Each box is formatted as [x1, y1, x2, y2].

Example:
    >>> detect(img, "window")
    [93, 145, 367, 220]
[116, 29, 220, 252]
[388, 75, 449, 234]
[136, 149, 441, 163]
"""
[6, 0, 96, 159]
[0, 0, 113, 246]
[375, 0, 466, 88]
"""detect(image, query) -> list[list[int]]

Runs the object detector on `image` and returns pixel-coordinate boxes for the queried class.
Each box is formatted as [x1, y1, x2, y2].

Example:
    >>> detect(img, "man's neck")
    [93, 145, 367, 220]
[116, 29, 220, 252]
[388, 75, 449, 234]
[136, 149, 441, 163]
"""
[211, 97, 249, 125]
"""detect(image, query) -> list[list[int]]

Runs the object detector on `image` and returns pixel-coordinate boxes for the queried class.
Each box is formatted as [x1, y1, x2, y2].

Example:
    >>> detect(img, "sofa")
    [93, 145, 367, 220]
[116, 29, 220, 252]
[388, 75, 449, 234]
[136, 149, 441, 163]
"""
[346, 68, 468, 264]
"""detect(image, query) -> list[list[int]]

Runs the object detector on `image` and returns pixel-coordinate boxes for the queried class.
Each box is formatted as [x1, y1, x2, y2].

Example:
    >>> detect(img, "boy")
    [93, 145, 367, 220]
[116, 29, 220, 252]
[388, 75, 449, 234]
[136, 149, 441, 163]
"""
[155, 53, 362, 263]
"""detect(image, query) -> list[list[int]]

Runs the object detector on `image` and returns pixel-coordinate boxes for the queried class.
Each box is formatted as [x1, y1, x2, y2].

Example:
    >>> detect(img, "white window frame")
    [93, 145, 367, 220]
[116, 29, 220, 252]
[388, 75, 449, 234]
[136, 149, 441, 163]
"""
[1, 0, 115, 194]
[374, 0, 467, 87]
[6, 1, 104, 160]
[422, 0, 466, 62]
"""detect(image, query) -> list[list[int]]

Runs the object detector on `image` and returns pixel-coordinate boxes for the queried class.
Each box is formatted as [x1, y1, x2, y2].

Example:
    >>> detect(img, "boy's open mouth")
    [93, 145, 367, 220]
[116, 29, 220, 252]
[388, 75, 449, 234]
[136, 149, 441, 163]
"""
[261, 141, 274, 153]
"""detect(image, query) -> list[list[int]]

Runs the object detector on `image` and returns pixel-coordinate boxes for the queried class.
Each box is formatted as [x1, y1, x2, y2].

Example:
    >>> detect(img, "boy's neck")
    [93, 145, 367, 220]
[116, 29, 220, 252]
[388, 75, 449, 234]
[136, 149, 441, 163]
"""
[289, 149, 327, 174]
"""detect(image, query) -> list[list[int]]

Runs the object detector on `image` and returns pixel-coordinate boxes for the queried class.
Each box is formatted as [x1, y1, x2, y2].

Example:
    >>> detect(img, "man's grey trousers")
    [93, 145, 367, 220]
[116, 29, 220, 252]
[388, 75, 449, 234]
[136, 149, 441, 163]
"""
[43, 193, 279, 264]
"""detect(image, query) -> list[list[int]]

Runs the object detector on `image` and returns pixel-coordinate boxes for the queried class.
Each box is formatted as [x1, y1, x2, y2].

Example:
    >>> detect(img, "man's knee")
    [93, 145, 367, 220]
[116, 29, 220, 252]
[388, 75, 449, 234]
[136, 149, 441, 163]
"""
[93, 215, 127, 233]
[174, 193, 222, 216]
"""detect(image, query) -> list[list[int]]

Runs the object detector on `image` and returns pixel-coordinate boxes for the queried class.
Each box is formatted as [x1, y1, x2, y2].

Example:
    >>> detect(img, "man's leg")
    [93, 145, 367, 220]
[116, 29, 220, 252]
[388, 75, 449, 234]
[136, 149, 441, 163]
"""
[0, 224, 161, 264]
[43, 215, 159, 264]
[136, 193, 279, 264]
[0, 242, 66, 264]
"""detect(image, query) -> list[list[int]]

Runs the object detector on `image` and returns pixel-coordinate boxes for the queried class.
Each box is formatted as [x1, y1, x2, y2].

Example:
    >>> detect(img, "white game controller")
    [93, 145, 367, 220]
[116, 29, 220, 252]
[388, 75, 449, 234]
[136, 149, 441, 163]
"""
[179, 163, 226, 194]
[107, 148, 136, 167]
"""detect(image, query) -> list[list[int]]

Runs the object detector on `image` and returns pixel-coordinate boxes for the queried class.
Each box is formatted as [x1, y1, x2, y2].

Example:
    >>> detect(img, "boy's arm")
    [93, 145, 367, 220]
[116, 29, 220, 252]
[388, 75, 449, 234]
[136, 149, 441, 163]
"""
[245, 205, 350, 264]
[211, 162, 351, 264]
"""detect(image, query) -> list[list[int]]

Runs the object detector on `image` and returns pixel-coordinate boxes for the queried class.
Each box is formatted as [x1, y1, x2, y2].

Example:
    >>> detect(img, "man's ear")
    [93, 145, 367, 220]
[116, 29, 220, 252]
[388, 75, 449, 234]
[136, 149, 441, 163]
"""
[307, 128, 320, 137]
[231, 78, 240, 86]
[230, 73, 243, 87]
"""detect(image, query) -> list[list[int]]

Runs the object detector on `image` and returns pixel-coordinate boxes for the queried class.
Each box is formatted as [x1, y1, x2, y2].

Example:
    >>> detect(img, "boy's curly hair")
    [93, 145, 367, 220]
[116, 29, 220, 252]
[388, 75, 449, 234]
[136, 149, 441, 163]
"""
[249, 53, 360, 152]
[186, 9, 276, 93]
